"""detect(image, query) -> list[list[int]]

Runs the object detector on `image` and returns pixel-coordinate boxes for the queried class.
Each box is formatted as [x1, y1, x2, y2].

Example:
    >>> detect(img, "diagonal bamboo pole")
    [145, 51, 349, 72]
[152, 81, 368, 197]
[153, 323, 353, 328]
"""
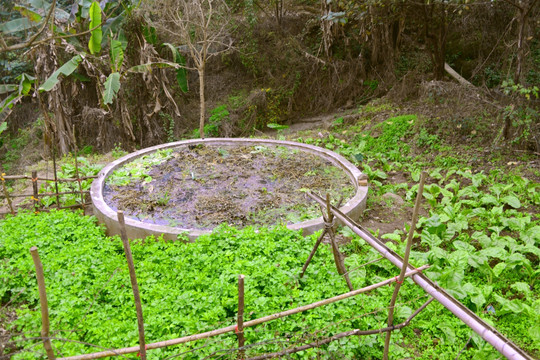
[383, 171, 427, 360]
[247, 297, 435, 360]
[117, 211, 147, 360]
[306, 192, 533, 360]
[30, 246, 56, 360]
[299, 228, 327, 278]
[325, 194, 353, 291]
[57, 266, 428, 360]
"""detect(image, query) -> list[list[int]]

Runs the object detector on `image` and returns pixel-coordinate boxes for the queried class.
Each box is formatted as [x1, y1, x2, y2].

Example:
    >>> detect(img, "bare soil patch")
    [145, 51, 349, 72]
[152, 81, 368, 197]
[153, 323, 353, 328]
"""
[104, 144, 355, 230]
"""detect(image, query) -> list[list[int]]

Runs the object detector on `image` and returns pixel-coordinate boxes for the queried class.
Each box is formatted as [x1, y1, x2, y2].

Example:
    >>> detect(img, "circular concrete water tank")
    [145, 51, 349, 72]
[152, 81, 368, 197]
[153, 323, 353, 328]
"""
[91, 138, 368, 241]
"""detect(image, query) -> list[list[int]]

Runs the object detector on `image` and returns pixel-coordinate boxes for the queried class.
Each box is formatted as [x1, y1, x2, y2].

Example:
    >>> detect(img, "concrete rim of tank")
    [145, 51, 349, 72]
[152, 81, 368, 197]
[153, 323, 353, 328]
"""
[91, 138, 368, 241]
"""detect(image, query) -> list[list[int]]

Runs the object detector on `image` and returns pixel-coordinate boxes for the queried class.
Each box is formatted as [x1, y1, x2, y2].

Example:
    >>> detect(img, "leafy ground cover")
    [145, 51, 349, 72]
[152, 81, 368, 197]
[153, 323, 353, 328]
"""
[287, 105, 540, 358]
[0, 101, 538, 359]
[1, 210, 429, 359]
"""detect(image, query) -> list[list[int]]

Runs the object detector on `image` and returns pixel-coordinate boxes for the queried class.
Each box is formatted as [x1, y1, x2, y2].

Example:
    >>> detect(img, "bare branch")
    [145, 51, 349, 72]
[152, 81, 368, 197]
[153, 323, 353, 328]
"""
[0, 0, 57, 53]
[501, 0, 524, 10]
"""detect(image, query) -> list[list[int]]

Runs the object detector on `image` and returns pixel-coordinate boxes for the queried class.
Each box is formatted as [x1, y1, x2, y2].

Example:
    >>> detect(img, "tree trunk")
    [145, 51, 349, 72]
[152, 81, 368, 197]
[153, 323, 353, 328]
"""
[198, 65, 206, 139]
[423, 1, 448, 81]
[505, 0, 539, 84]
[514, 5, 528, 83]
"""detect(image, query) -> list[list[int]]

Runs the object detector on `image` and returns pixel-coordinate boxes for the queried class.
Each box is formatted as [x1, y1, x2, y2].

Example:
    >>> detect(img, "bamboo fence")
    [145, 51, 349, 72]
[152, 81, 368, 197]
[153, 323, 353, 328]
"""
[11, 172, 534, 360]
[0, 165, 97, 216]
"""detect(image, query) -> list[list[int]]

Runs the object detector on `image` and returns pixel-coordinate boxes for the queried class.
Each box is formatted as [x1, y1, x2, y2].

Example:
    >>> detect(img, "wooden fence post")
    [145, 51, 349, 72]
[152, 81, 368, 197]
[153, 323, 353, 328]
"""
[32, 171, 40, 213]
[74, 156, 85, 210]
[326, 194, 353, 291]
[29, 246, 56, 360]
[1, 172, 15, 215]
[237, 274, 245, 360]
[382, 171, 427, 360]
[52, 142, 60, 208]
[117, 211, 147, 360]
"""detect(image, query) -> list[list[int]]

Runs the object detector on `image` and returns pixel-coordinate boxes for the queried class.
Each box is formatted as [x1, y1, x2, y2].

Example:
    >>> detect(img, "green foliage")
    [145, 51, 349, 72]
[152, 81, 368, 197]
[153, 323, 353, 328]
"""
[0, 17, 35, 34]
[102, 72, 120, 105]
[159, 112, 175, 142]
[111, 143, 128, 158]
[0, 212, 401, 359]
[502, 79, 539, 100]
[297, 110, 540, 356]
[88, 1, 103, 55]
[39, 156, 103, 207]
[1, 121, 36, 171]
[266, 122, 289, 130]
[107, 148, 174, 186]
[39, 55, 83, 92]
[0, 73, 35, 121]
[109, 38, 124, 72]
[192, 104, 228, 138]
[416, 128, 440, 150]
[503, 105, 539, 147]
[163, 42, 188, 93]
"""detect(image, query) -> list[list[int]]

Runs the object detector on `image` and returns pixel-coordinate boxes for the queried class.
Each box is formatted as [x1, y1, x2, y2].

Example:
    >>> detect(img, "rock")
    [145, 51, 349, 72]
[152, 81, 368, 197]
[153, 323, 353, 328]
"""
[382, 192, 404, 206]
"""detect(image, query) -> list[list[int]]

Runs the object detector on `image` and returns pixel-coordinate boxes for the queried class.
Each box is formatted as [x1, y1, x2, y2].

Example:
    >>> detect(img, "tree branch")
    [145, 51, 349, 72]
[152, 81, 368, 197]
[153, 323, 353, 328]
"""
[0, 0, 57, 53]
[502, 0, 524, 10]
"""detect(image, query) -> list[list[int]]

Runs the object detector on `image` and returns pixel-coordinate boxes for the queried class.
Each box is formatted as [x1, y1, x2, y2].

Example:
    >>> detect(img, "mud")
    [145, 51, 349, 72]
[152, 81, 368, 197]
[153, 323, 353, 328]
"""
[103, 144, 355, 230]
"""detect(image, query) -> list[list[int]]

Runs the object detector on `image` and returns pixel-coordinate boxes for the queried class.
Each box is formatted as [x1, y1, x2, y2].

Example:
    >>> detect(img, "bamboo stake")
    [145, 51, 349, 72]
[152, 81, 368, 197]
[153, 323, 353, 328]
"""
[57, 266, 428, 360]
[117, 211, 147, 360]
[383, 171, 427, 360]
[247, 297, 435, 360]
[32, 171, 40, 213]
[1, 173, 15, 215]
[326, 194, 353, 291]
[30, 246, 56, 360]
[52, 143, 61, 208]
[237, 275, 245, 360]
[299, 228, 327, 278]
[74, 156, 85, 209]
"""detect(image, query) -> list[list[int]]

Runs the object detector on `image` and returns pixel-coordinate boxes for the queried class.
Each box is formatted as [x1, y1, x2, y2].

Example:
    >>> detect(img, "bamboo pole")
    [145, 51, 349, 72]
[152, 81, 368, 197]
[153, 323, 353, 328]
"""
[0, 202, 92, 216]
[237, 275, 245, 360]
[383, 172, 427, 360]
[299, 228, 327, 278]
[30, 246, 56, 360]
[326, 194, 353, 291]
[57, 266, 428, 360]
[57, 202, 92, 210]
[3, 190, 90, 198]
[1, 173, 15, 215]
[32, 171, 40, 213]
[0, 175, 96, 181]
[74, 156, 85, 209]
[247, 297, 434, 360]
[52, 144, 61, 208]
[306, 192, 533, 360]
[117, 211, 147, 360]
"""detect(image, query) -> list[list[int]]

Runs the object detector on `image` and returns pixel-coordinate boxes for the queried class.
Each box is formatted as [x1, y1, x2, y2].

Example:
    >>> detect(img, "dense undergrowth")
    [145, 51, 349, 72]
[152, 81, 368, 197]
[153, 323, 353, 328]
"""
[294, 109, 540, 357]
[0, 106, 539, 359]
[1, 211, 424, 359]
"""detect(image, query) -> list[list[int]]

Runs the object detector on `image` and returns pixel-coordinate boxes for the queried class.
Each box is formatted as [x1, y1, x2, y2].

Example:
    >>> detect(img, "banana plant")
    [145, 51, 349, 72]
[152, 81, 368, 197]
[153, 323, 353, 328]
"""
[0, 73, 35, 123]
